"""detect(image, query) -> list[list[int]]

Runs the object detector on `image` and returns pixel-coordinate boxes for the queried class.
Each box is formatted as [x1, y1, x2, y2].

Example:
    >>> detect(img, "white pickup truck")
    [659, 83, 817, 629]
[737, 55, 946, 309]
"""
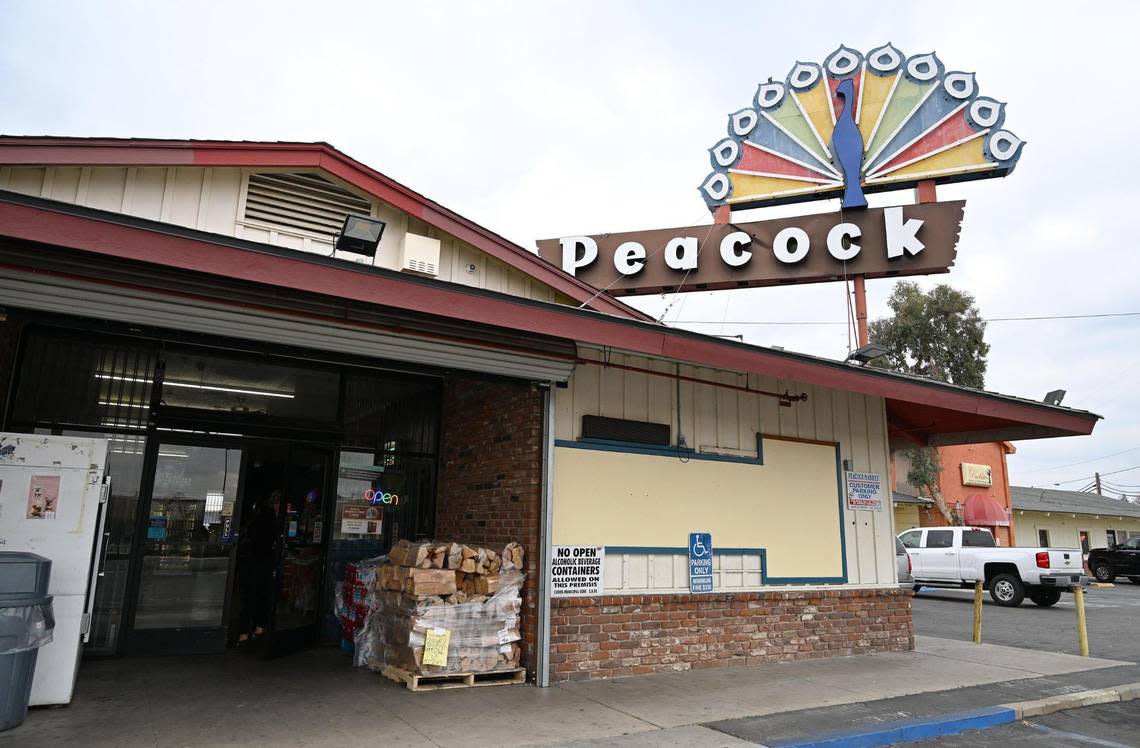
[898, 526, 1086, 607]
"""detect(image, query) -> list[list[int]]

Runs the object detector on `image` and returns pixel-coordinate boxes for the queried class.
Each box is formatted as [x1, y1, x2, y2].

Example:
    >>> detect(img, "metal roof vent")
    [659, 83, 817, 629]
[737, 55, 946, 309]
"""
[243, 172, 372, 239]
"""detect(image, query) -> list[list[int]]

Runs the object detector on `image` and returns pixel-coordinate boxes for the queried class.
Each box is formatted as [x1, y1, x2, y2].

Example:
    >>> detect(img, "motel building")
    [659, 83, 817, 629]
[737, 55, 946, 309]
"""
[0, 136, 1100, 687]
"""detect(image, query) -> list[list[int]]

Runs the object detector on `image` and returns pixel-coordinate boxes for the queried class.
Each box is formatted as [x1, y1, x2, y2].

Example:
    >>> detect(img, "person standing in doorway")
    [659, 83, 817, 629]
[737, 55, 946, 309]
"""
[236, 490, 280, 646]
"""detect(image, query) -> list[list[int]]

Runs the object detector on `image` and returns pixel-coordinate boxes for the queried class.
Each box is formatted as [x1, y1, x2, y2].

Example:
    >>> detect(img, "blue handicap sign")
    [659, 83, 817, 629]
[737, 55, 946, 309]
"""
[689, 532, 713, 593]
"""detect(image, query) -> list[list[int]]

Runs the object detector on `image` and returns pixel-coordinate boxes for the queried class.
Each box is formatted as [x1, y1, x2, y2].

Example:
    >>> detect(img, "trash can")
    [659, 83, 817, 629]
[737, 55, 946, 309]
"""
[0, 553, 54, 731]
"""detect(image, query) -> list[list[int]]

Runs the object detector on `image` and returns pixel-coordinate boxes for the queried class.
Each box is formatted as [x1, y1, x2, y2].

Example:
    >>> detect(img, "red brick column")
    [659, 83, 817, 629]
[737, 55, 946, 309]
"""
[435, 375, 544, 678]
[549, 588, 914, 681]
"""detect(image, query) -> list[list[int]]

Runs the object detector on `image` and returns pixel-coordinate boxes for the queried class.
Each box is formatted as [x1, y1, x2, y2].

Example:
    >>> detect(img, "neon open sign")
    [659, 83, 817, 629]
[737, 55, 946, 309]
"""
[364, 489, 400, 507]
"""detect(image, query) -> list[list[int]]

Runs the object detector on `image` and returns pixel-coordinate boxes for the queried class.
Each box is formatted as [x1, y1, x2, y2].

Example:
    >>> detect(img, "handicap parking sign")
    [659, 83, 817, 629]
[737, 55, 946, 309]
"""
[689, 532, 713, 593]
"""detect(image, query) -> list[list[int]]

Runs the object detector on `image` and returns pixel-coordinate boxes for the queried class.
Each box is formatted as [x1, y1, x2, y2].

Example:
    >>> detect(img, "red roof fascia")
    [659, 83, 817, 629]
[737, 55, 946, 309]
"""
[0, 136, 647, 321]
[0, 197, 1098, 439]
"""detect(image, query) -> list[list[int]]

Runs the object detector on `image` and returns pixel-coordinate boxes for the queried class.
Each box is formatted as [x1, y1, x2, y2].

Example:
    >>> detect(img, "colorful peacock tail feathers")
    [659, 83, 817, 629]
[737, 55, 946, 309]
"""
[700, 44, 1026, 212]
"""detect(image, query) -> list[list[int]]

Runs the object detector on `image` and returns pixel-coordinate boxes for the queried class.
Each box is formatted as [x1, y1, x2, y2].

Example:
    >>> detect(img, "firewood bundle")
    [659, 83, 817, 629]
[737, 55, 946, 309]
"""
[364, 540, 525, 675]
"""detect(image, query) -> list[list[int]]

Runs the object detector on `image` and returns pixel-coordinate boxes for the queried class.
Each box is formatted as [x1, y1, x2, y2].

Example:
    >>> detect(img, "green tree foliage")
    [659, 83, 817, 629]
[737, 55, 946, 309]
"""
[873, 282, 989, 525]
[905, 445, 942, 489]
[868, 282, 989, 388]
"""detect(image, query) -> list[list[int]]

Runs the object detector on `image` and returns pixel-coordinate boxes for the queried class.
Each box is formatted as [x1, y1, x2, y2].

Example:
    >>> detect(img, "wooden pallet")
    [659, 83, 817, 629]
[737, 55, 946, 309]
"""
[381, 665, 526, 692]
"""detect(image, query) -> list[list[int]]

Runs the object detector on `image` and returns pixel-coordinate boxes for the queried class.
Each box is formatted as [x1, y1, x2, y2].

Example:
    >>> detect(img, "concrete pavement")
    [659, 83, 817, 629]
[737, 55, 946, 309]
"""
[9, 635, 1131, 747]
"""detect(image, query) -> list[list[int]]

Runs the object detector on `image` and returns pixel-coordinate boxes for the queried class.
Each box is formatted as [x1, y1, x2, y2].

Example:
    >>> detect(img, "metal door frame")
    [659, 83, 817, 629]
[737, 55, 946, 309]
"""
[121, 429, 249, 656]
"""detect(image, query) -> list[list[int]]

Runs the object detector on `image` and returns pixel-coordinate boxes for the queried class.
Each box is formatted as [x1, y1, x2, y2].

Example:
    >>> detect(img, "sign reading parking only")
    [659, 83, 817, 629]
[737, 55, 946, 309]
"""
[689, 532, 713, 593]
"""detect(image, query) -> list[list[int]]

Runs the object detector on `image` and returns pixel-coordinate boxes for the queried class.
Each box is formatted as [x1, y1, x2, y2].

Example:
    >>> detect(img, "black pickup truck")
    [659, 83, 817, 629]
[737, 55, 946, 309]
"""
[1087, 537, 1140, 583]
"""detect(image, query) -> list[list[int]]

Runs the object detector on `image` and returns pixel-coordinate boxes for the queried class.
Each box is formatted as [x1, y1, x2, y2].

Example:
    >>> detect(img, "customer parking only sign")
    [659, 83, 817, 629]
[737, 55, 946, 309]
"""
[689, 532, 713, 593]
[845, 471, 884, 511]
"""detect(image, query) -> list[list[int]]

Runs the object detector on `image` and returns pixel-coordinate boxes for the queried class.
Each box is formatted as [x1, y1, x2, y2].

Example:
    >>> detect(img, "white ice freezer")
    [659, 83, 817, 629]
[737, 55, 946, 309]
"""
[0, 433, 109, 706]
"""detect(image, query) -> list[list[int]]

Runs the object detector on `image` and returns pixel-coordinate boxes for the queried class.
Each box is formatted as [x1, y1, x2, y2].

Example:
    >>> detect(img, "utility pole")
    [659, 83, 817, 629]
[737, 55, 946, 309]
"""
[1094, 472, 1102, 495]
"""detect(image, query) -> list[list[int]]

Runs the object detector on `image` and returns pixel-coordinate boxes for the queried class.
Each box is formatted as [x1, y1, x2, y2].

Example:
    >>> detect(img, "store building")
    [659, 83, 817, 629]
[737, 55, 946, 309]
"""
[891, 442, 1017, 546]
[0, 137, 1100, 686]
[1011, 486, 1140, 553]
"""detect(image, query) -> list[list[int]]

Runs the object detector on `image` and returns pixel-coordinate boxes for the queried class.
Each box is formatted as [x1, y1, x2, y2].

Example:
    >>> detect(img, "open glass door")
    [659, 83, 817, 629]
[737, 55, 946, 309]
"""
[263, 445, 331, 654]
[128, 441, 243, 654]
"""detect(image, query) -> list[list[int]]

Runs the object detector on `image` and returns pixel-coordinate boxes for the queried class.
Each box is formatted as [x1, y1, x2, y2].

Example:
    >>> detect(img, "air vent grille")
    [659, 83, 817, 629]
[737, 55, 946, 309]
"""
[405, 258, 438, 276]
[243, 172, 372, 238]
[581, 415, 670, 446]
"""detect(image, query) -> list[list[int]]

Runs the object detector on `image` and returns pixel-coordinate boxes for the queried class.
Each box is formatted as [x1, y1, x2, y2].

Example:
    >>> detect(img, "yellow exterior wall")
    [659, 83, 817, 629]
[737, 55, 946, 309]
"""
[1012, 511, 1140, 550]
[553, 348, 897, 588]
[0, 165, 561, 304]
[552, 438, 844, 580]
[893, 505, 922, 533]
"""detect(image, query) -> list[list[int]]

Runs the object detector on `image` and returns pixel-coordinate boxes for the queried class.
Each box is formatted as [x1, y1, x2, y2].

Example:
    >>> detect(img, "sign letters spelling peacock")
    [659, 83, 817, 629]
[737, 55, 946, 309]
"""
[537, 45, 1021, 296]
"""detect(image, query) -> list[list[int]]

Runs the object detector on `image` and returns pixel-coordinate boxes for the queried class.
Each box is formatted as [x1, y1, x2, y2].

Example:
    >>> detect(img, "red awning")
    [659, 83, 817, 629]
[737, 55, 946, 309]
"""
[964, 494, 1010, 527]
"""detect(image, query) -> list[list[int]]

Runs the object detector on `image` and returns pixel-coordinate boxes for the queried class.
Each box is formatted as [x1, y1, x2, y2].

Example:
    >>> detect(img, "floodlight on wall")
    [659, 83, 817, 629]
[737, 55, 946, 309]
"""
[1043, 389, 1066, 406]
[335, 215, 387, 258]
[845, 342, 890, 365]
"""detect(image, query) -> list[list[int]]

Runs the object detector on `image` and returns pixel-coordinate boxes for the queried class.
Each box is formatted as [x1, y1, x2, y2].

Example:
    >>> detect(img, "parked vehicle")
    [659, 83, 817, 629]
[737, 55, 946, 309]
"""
[898, 526, 1085, 607]
[895, 537, 914, 590]
[1087, 537, 1140, 584]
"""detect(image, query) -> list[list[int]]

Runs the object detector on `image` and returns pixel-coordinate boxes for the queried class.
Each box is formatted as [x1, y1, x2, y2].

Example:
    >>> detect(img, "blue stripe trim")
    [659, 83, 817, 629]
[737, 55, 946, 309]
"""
[603, 546, 845, 586]
[766, 705, 1017, 747]
[555, 434, 763, 464]
[605, 546, 761, 555]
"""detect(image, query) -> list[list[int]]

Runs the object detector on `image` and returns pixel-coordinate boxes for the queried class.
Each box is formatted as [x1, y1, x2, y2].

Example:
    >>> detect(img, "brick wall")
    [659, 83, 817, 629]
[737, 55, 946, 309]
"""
[549, 588, 913, 681]
[435, 374, 544, 677]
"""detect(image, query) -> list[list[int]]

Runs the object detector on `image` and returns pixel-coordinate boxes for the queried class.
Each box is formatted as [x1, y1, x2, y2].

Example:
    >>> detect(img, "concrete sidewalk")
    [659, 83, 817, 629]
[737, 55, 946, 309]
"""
[10, 636, 1132, 747]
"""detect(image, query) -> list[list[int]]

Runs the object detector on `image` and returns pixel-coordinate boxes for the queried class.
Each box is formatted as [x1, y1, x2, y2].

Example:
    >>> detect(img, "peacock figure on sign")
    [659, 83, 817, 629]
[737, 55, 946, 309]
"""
[700, 44, 1025, 212]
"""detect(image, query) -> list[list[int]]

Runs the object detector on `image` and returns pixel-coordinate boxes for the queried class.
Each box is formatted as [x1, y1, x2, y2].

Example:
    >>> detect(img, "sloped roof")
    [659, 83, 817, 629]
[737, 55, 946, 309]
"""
[0, 135, 649, 321]
[892, 491, 934, 506]
[0, 187, 1102, 447]
[1011, 486, 1140, 519]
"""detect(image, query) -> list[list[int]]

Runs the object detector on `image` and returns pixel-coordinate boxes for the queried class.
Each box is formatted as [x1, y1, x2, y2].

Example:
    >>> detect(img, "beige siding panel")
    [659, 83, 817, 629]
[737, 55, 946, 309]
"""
[167, 168, 203, 228]
[86, 168, 128, 212]
[599, 361, 625, 420]
[646, 359, 674, 434]
[715, 371, 738, 450]
[240, 225, 272, 244]
[129, 168, 167, 220]
[47, 167, 82, 204]
[1013, 512, 1140, 550]
[867, 397, 894, 582]
[622, 357, 649, 422]
[830, 389, 861, 583]
[203, 169, 243, 234]
[484, 257, 506, 294]
[8, 167, 45, 196]
[849, 394, 877, 583]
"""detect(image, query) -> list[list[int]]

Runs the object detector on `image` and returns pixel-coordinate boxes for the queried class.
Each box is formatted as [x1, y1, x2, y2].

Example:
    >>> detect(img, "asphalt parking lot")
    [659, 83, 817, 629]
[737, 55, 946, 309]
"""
[905, 700, 1140, 746]
[912, 580, 1140, 663]
[911, 581, 1140, 746]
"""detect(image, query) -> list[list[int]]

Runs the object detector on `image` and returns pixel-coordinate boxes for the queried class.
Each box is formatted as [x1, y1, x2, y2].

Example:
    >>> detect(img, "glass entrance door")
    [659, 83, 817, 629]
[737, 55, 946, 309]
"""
[264, 445, 331, 654]
[128, 442, 243, 653]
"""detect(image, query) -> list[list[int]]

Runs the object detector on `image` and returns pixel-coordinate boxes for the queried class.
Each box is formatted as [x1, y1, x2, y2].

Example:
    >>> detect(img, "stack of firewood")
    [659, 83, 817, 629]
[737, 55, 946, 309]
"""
[365, 540, 525, 675]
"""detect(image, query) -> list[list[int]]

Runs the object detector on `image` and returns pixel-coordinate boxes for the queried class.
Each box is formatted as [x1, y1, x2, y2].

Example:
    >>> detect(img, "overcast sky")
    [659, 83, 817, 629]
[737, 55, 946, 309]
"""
[3, 1, 1137, 492]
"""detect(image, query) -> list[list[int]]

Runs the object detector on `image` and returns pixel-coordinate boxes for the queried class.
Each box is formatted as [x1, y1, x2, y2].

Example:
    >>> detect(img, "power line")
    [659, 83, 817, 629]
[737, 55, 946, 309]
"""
[1049, 463, 1140, 486]
[671, 311, 1140, 326]
[1020, 444, 1140, 475]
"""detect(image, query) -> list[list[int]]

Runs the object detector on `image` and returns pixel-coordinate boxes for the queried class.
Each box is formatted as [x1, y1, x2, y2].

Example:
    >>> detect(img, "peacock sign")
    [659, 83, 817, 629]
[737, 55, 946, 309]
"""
[536, 44, 1023, 297]
[699, 44, 1024, 212]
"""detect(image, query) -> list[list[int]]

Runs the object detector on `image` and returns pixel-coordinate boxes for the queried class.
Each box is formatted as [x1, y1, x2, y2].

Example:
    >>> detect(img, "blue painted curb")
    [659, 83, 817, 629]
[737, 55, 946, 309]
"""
[765, 705, 1017, 747]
